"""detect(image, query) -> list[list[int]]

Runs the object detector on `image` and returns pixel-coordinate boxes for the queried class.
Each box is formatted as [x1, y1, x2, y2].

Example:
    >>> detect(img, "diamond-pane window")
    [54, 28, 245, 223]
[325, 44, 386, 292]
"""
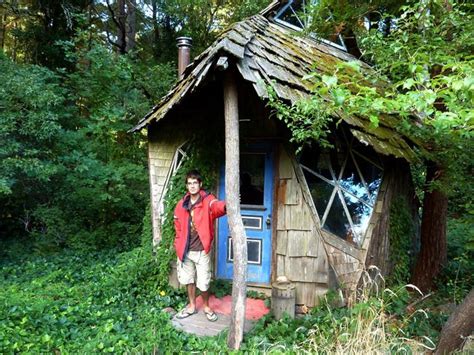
[274, 0, 347, 51]
[300, 135, 383, 245]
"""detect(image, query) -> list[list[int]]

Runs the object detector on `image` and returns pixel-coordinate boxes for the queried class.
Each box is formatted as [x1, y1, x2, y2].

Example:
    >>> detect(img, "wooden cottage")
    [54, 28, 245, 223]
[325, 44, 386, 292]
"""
[131, 1, 419, 307]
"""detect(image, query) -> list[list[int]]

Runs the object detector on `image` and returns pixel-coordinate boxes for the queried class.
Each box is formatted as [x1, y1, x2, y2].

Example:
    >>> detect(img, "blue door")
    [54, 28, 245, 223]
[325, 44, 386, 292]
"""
[216, 143, 274, 284]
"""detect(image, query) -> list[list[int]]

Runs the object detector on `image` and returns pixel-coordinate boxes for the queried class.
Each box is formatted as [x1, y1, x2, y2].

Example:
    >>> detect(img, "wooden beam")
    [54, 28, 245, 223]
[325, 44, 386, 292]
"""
[224, 70, 247, 350]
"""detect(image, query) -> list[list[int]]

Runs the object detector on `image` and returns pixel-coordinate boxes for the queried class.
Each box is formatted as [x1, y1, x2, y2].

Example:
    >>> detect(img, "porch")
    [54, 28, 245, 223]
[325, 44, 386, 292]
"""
[171, 294, 269, 337]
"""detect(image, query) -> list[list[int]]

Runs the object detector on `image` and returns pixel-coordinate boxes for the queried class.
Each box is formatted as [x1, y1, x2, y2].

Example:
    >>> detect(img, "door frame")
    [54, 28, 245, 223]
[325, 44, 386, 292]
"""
[214, 141, 276, 285]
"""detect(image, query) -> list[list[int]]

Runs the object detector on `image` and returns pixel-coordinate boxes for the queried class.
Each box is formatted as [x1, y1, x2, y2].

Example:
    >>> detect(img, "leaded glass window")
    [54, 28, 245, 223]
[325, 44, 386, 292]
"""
[300, 134, 383, 246]
[273, 0, 347, 51]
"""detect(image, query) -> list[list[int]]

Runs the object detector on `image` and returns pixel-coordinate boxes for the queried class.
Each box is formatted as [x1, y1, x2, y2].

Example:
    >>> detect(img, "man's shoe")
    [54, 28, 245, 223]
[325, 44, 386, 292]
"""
[175, 307, 198, 319]
[204, 310, 218, 322]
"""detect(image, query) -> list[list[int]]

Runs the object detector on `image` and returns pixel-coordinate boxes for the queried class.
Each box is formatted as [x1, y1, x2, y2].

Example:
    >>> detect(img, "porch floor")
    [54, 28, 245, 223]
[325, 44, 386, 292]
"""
[171, 295, 269, 337]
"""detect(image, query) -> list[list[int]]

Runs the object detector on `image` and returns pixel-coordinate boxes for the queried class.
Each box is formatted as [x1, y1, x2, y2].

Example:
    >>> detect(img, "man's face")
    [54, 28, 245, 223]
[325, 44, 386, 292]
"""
[186, 178, 202, 195]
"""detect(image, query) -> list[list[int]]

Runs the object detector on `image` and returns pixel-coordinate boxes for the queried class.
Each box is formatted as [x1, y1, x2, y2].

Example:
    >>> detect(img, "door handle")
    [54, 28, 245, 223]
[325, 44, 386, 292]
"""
[266, 215, 271, 229]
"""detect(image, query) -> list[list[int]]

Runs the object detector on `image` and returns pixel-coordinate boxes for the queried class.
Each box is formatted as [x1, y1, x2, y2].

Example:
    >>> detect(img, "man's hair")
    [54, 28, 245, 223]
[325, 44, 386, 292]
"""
[185, 169, 202, 184]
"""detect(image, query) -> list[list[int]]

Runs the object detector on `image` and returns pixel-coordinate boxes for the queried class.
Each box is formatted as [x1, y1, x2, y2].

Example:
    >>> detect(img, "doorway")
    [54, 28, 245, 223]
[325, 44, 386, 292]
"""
[216, 143, 274, 284]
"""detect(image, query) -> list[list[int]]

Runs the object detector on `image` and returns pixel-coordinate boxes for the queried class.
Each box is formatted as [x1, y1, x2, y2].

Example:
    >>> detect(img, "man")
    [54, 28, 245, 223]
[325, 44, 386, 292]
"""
[174, 169, 226, 321]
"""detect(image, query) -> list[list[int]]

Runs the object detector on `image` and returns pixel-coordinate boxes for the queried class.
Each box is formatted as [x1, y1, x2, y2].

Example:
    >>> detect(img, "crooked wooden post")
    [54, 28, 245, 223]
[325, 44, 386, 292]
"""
[223, 67, 247, 349]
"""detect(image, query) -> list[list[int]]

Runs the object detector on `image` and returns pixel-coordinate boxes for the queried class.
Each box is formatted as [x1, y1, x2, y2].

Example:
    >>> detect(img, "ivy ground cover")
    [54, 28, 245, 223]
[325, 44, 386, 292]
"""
[0, 239, 447, 353]
[0, 242, 228, 353]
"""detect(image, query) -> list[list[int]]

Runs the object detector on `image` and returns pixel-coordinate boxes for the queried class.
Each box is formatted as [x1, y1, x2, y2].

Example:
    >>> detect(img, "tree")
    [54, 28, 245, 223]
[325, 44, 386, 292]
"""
[0, 54, 64, 237]
[435, 288, 474, 354]
[105, 0, 137, 54]
[275, 0, 473, 291]
[0, 0, 92, 68]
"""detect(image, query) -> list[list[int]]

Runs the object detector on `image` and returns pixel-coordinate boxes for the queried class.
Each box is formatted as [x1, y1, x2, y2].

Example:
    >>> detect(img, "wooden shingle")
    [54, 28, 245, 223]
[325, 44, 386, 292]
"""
[131, 16, 419, 164]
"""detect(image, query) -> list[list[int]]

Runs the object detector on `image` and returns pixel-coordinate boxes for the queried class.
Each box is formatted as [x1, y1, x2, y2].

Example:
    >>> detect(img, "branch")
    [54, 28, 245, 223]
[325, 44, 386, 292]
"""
[105, 0, 122, 30]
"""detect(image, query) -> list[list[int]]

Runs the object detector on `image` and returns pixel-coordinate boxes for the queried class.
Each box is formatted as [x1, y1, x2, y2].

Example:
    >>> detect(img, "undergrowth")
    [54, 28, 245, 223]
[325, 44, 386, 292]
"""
[0, 242, 225, 353]
[243, 281, 442, 353]
[2, 201, 468, 352]
[0, 239, 448, 353]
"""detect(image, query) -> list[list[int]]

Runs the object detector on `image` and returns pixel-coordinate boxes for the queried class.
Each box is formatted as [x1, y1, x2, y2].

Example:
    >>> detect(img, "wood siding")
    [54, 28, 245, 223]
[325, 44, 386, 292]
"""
[275, 147, 329, 306]
[148, 124, 186, 246]
[364, 159, 419, 276]
[275, 145, 400, 305]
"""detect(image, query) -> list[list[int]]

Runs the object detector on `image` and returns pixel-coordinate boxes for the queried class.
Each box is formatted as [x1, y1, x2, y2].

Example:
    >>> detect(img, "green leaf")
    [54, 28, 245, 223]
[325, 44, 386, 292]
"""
[402, 78, 416, 89]
[322, 75, 338, 87]
[369, 115, 379, 127]
[332, 88, 346, 106]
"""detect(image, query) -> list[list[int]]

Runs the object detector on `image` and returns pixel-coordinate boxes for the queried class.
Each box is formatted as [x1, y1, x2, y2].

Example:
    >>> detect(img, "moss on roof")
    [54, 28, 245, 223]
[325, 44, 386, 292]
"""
[131, 15, 418, 161]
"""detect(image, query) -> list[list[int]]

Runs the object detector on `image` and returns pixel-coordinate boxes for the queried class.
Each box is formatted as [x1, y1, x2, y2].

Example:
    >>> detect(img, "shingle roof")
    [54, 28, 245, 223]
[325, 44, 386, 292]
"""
[131, 15, 417, 161]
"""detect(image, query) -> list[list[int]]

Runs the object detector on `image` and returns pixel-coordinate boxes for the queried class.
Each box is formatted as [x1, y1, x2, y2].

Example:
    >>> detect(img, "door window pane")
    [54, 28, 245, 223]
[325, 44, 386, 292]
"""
[242, 216, 263, 230]
[228, 237, 262, 264]
[241, 153, 265, 205]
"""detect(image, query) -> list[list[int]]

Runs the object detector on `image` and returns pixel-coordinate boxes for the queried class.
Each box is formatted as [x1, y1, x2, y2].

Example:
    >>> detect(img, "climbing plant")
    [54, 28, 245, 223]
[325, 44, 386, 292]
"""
[266, 84, 333, 151]
[387, 197, 415, 286]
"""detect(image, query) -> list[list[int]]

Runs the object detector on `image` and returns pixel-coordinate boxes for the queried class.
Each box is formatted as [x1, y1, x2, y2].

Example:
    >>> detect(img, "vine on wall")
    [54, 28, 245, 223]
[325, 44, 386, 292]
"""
[387, 197, 415, 286]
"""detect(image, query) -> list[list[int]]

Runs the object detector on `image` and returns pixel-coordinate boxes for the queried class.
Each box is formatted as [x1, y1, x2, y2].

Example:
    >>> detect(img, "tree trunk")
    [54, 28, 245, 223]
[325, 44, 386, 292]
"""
[0, 12, 6, 51]
[151, 0, 160, 59]
[435, 288, 474, 354]
[224, 70, 247, 350]
[411, 162, 448, 292]
[125, 0, 136, 52]
[12, 21, 17, 62]
[116, 0, 127, 54]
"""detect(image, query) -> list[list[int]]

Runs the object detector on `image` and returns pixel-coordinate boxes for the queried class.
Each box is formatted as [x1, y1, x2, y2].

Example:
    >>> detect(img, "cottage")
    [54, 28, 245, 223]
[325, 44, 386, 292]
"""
[131, 1, 419, 307]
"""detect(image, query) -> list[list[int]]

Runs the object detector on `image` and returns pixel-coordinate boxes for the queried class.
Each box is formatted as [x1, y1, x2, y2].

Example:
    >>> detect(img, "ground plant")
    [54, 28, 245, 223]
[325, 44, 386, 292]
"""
[1, 233, 458, 353]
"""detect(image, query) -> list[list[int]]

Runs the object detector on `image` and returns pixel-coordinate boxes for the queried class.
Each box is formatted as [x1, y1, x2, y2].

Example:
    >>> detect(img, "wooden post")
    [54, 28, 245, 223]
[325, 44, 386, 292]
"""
[224, 70, 247, 349]
[271, 279, 296, 320]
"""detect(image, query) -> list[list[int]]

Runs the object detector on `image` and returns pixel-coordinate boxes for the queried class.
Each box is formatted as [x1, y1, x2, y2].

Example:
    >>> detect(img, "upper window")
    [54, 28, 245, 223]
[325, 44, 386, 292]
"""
[299, 131, 383, 246]
[273, 0, 347, 51]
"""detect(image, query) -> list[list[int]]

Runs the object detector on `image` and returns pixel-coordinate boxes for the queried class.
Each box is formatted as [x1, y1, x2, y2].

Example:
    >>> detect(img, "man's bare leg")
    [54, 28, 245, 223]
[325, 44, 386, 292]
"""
[187, 283, 196, 312]
[202, 290, 212, 313]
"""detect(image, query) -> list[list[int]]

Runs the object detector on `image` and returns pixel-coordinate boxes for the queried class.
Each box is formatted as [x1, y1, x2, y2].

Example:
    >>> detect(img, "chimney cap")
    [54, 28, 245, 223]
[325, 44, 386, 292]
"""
[177, 37, 193, 48]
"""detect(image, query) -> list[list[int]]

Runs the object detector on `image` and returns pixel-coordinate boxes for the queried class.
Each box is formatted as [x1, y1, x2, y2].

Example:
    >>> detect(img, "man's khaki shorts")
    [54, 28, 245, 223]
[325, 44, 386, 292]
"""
[177, 250, 211, 291]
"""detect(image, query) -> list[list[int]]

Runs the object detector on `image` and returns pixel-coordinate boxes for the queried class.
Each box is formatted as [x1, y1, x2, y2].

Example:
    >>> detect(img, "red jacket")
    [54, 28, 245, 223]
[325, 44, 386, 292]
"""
[174, 190, 226, 261]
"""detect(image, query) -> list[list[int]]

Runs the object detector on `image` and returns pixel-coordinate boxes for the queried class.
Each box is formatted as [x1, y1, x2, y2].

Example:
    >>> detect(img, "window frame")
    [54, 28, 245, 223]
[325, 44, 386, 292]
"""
[299, 136, 383, 246]
[273, 0, 348, 52]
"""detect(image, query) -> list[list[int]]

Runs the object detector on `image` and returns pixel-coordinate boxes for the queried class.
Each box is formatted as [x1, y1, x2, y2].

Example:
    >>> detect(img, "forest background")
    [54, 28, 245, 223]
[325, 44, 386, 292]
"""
[0, 0, 472, 353]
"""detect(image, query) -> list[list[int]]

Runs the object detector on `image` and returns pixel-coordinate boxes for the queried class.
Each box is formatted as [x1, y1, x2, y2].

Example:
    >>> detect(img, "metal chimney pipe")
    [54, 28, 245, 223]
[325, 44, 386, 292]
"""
[177, 37, 192, 80]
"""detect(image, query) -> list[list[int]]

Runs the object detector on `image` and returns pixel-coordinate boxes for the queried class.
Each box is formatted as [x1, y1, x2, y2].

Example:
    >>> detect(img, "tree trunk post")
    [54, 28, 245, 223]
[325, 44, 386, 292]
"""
[224, 70, 247, 349]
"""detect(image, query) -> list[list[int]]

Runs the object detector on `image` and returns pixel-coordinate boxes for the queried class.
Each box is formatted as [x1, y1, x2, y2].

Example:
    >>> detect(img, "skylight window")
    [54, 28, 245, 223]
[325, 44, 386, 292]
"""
[273, 0, 347, 51]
